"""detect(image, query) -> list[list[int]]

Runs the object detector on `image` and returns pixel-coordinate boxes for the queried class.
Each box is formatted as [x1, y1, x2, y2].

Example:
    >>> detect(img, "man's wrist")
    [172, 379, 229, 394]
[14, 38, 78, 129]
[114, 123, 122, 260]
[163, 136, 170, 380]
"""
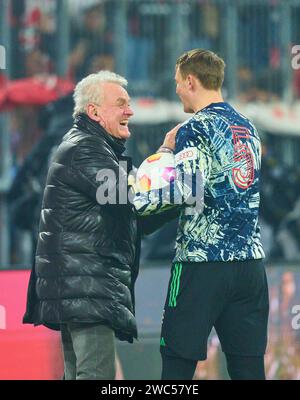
[156, 146, 174, 154]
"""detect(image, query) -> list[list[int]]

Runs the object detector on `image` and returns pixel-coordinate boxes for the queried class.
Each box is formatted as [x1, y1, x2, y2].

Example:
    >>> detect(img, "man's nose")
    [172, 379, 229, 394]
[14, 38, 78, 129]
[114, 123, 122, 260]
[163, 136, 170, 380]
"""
[125, 106, 134, 117]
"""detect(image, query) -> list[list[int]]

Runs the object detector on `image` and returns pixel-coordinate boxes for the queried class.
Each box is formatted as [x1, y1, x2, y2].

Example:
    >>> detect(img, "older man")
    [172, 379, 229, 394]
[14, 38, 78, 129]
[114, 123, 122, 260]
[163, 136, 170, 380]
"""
[23, 71, 177, 380]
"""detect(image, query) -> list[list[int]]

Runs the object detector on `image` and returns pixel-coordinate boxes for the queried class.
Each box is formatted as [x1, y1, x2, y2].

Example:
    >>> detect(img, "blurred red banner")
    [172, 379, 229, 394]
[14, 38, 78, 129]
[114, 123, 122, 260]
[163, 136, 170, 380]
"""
[0, 270, 63, 380]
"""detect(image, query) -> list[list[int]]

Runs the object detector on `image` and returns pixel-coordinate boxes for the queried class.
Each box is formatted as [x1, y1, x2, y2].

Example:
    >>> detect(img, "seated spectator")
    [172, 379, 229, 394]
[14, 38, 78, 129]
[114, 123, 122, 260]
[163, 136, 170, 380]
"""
[276, 199, 300, 261]
[24, 49, 51, 77]
[69, 3, 114, 80]
[293, 68, 300, 99]
[9, 94, 74, 260]
[87, 54, 114, 74]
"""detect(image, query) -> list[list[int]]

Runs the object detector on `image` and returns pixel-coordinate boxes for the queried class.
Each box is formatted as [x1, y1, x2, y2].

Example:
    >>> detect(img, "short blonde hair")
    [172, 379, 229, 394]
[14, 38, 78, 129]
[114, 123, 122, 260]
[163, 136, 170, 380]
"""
[72, 70, 128, 118]
[176, 49, 225, 90]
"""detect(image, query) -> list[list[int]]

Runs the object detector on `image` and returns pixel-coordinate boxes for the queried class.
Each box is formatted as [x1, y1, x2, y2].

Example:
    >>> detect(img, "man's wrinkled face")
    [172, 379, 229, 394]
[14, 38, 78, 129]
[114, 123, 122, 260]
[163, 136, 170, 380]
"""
[175, 68, 194, 113]
[96, 83, 134, 140]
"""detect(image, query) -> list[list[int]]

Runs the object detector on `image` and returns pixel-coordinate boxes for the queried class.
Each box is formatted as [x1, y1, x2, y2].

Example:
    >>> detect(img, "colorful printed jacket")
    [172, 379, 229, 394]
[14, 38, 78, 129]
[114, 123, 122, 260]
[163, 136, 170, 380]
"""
[134, 102, 265, 262]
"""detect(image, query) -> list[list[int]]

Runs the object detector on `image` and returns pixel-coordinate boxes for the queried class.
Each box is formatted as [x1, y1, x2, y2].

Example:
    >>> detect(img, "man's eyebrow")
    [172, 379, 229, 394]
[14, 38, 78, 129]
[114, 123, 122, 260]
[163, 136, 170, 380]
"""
[116, 97, 130, 105]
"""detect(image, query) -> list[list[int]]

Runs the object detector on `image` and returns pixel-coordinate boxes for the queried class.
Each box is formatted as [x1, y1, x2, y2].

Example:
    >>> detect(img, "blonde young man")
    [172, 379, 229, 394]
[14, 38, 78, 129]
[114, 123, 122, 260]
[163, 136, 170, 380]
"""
[134, 50, 269, 380]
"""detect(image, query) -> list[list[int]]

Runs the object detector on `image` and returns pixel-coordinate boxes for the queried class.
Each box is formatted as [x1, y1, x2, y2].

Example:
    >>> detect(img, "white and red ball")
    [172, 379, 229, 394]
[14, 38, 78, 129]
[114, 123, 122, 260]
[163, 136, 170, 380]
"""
[136, 152, 176, 192]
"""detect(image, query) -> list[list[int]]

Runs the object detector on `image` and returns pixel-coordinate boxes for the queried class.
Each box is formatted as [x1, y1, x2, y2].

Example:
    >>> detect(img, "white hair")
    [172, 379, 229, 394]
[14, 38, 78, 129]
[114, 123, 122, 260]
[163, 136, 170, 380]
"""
[72, 70, 128, 118]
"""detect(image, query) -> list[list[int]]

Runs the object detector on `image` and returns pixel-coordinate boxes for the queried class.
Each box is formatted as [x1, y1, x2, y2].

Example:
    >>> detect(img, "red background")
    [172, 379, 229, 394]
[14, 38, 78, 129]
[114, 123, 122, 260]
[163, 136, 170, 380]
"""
[0, 270, 63, 380]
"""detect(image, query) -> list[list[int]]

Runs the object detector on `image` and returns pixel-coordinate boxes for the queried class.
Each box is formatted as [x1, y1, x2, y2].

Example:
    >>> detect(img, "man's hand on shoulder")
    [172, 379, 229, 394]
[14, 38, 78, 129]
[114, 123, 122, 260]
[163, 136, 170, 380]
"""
[157, 123, 182, 153]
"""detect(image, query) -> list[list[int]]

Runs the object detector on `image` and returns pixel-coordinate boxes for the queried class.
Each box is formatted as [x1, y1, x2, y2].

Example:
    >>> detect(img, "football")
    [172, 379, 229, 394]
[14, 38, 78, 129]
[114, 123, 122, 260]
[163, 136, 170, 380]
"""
[136, 152, 176, 192]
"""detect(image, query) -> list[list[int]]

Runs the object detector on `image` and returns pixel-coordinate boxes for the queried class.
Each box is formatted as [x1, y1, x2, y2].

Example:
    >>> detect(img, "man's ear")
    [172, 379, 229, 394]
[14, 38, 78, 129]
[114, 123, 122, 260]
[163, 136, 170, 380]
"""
[87, 104, 101, 122]
[188, 74, 202, 91]
[187, 74, 194, 90]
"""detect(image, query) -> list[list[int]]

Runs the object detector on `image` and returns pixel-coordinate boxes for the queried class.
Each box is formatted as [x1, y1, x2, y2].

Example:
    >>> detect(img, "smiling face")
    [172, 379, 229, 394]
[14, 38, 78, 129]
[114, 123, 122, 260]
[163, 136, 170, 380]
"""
[89, 82, 134, 140]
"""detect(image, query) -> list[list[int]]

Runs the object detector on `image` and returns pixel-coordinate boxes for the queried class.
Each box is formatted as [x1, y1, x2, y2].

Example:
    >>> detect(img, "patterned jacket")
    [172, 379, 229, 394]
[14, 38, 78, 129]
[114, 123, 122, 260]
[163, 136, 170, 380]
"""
[134, 102, 265, 263]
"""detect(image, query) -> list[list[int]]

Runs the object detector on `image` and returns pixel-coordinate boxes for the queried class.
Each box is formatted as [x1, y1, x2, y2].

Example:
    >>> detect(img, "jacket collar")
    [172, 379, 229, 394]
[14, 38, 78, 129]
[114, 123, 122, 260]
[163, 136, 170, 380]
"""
[74, 113, 126, 156]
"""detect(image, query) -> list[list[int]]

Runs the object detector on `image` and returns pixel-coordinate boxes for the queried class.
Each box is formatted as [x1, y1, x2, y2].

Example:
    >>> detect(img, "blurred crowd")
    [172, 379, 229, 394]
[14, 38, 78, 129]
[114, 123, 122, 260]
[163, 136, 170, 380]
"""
[3, 0, 300, 98]
[1, 1, 300, 382]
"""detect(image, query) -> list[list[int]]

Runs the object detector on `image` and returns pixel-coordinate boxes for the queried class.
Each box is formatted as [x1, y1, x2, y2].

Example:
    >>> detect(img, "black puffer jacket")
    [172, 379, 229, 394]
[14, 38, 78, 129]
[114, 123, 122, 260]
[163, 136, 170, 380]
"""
[23, 113, 141, 342]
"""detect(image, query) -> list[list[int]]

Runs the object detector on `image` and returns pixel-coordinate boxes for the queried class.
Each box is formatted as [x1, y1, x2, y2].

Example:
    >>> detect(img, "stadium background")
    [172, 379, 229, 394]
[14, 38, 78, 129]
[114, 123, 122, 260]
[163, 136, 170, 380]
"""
[0, 0, 300, 380]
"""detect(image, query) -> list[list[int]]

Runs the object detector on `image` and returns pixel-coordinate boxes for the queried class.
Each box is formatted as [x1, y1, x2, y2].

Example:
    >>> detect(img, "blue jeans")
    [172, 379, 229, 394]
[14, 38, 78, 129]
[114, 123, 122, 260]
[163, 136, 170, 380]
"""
[61, 322, 116, 380]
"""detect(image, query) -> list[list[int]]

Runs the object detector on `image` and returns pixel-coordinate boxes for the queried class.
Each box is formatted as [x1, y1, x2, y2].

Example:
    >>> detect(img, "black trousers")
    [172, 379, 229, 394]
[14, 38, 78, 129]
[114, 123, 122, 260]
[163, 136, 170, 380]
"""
[161, 349, 266, 380]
